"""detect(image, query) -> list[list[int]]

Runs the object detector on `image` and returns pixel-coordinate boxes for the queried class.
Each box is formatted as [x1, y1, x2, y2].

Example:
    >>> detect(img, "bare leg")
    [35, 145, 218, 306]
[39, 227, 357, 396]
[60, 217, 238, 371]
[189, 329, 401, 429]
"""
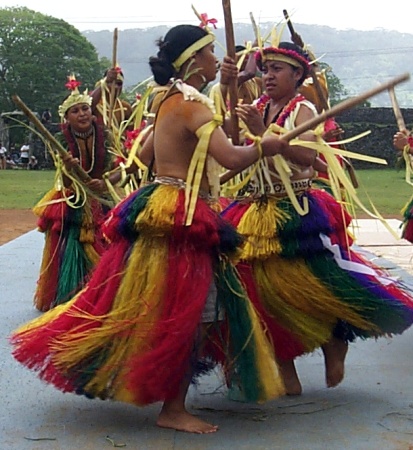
[322, 337, 348, 388]
[157, 393, 218, 434]
[278, 359, 302, 396]
[157, 325, 218, 434]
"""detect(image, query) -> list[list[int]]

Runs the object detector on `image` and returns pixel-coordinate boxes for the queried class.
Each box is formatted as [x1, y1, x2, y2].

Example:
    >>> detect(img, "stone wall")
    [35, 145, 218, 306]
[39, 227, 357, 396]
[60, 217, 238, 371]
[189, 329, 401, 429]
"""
[337, 107, 413, 169]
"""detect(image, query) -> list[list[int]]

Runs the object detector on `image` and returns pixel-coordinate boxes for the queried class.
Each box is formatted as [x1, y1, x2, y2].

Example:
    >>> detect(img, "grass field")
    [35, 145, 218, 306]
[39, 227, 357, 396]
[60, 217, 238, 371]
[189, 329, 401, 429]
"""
[349, 169, 411, 218]
[0, 169, 55, 209]
[0, 168, 411, 216]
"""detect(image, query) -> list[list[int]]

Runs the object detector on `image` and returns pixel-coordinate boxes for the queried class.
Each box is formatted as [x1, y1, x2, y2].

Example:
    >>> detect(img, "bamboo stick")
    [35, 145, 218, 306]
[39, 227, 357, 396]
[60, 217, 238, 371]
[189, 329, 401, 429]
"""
[249, 12, 259, 44]
[283, 9, 329, 111]
[108, 28, 119, 127]
[282, 10, 359, 186]
[220, 73, 410, 185]
[282, 10, 304, 48]
[222, 0, 240, 145]
[389, 86, 406, 131]
[281, 73, 410, 142]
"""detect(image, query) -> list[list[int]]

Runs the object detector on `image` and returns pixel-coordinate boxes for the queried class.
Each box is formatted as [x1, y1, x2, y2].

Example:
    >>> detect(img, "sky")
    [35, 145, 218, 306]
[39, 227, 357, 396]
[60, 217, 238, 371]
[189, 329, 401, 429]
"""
[2, 0, 413, 34]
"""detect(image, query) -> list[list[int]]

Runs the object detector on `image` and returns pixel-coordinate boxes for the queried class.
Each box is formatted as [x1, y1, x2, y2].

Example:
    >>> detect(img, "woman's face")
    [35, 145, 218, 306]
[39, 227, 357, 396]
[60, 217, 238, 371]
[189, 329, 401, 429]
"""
[65, 103, 93, 132]
[261, 60, 303, 100]
[106, 78, 123, 97]
[196, 43, 219, 84]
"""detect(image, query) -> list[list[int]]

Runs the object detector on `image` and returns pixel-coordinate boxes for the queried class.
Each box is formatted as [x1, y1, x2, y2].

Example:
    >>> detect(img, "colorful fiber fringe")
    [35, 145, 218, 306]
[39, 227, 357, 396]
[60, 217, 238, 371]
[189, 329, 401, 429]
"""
[222, 188, 413, 359]
[11, 183, 284, 406]
[33, 188, 109, 311]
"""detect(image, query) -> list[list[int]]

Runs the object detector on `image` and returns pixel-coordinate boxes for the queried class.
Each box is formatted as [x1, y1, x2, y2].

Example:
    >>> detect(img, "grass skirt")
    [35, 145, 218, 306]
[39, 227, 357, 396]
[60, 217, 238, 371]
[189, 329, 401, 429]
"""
[32, 188, 109, 311]
[11, 183, 284, 406]
[222, 188, 413, 360]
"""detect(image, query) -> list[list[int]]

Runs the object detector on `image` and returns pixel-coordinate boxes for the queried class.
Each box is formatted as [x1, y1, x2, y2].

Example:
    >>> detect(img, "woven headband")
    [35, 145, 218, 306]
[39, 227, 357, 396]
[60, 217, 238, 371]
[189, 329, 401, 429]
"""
[256, 47, 310, 73]
[260, 53, 303, 69]
[172, 34, 215, 71]
[58, 76, 92, 120]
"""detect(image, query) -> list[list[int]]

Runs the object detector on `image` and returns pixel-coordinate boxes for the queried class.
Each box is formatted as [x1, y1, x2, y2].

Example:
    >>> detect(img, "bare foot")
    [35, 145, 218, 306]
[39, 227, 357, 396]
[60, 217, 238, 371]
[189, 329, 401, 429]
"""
[278, 359, 302, 396]
[157, 408, 218, 434]
[322, 338, 348, 388]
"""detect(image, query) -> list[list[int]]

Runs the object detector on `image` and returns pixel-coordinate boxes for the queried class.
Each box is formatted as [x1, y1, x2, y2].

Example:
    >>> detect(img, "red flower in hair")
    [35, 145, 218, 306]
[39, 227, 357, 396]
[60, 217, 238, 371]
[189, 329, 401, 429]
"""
[123, 121, 147, 150]
[115, 66, 122, 73]
[65, 78, 81, 91]
[199, 13, 217, 29]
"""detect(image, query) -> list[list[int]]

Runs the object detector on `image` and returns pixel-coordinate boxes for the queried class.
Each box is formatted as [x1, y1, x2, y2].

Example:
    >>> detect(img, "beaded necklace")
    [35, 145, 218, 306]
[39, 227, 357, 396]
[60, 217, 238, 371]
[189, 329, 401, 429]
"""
[73, 127, 94, 139]
[61, 119, 107, 179]
[75, 129, 96, 174]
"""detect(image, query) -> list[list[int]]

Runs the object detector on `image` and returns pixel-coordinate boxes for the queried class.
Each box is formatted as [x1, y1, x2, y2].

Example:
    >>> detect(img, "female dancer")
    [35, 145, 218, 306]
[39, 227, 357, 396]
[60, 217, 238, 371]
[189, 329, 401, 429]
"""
[10, 24, 291, 434]
[33, 79, 116, 311]
[225, 42, 413, 395]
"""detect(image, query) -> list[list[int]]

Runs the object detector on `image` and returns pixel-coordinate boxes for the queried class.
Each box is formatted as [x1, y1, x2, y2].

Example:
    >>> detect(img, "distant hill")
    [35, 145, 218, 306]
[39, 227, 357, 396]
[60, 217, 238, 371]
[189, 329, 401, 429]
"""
[83, 23, 413, 107]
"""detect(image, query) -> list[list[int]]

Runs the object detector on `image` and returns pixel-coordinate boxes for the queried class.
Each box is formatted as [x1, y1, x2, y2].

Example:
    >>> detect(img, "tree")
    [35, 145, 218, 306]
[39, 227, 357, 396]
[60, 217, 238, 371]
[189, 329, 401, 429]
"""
[320, 62, 348, 106]
[0, 7, 104, 118]
[322, 62, 371, 108]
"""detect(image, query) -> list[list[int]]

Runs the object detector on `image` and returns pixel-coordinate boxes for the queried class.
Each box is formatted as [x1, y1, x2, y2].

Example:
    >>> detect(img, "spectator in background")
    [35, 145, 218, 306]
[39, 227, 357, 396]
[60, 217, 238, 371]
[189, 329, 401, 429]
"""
[41, 109, 52, 124]
[28, 155, 39, 170]
[5, 155, 17, 169]
[9, 144, 18, 162]
[0, 142, 7, 170]
[20, 143, 30, 169]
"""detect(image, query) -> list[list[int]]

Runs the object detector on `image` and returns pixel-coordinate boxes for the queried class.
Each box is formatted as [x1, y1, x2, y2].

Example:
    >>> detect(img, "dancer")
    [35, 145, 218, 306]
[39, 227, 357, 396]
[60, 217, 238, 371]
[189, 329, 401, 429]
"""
[10, 24, 289, 434]
[210, 41, 262, 111]
[90, 66, 133, 131]
[393, 129, 413, 241]
[32, 77, 116, 311]
[224, 41, 413, 395]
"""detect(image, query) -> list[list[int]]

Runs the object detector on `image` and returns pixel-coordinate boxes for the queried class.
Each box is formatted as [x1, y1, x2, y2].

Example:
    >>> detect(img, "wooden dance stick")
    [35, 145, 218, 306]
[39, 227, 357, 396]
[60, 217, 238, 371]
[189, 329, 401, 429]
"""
[249, 12, 259, 44]
[389, 86, 406, 131]
[283, 10, 359, 187]
[108, 27, 119, 127]
[282, 10, 305, 48]
[220, 73, 410, 185]
[222, 0, 240, 145]
[283, 9, 329, 112]
[282, 73, 409, 142]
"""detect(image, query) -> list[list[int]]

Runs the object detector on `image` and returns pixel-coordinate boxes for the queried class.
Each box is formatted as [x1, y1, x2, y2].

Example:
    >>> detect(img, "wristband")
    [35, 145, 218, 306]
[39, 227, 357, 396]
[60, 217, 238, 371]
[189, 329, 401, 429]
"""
[245, 132, 262, 159]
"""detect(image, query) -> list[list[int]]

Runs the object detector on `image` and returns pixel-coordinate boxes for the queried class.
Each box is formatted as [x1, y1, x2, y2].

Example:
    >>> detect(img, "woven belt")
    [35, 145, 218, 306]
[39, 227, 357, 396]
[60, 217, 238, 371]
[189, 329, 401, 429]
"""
[246, 178, 312, 196]
[272, 178, 312, 194]
[154, 176, 213, 200]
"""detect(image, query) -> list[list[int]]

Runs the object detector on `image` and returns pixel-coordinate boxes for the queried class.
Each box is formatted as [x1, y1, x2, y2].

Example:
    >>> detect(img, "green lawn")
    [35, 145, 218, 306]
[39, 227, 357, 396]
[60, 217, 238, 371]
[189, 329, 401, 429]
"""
[0, 168, 411, 217]
[352, 169, 412, 218]
[0, 169, 55, 209]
